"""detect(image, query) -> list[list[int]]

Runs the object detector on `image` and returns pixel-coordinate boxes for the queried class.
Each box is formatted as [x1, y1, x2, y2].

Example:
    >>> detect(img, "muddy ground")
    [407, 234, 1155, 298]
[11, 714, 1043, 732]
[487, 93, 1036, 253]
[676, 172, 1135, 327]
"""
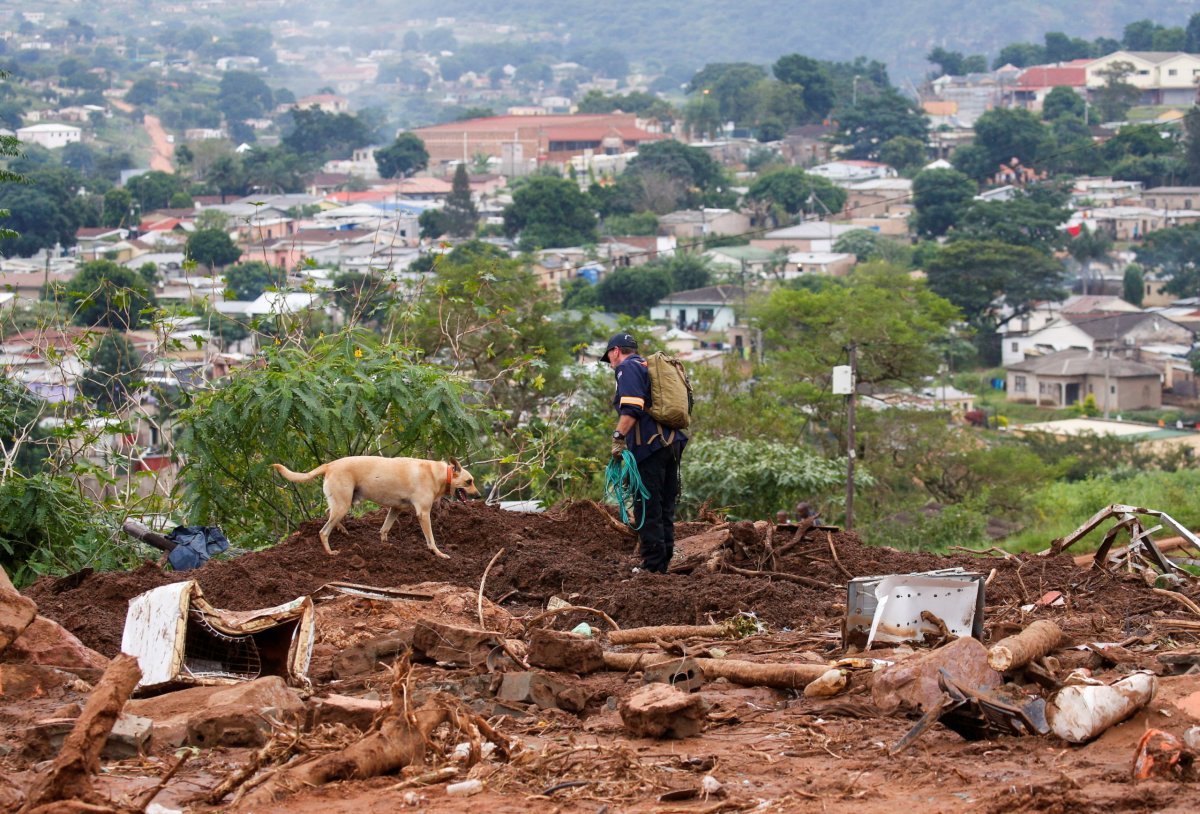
[6, 500, 1200, 813]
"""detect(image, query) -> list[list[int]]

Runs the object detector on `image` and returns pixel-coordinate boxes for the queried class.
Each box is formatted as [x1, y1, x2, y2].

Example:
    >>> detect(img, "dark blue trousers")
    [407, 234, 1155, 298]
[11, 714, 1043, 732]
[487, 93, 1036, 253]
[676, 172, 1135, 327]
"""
[635, 443, 681, 573]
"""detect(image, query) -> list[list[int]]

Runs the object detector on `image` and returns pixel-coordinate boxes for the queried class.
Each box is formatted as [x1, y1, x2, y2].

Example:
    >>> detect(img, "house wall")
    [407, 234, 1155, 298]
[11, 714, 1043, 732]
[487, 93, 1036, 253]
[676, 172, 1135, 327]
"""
[1001, 321, 1092, 366]
[649, 303, 737, 332]
[1007, 371, 1160, 410]
[1143, 278, 1174, 308]
[1144, 189, 1200, 210]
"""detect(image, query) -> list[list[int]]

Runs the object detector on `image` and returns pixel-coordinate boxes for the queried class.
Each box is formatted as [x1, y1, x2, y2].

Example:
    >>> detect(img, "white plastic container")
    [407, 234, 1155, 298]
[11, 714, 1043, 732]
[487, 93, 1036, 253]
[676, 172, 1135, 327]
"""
[1046, 671, 1157, 743]
[446, 779, 483, 797]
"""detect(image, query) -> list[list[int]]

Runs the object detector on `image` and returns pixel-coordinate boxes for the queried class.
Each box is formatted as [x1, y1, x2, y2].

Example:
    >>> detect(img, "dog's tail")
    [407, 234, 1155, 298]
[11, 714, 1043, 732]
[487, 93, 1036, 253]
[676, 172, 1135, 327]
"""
[271, 462, 328, 483]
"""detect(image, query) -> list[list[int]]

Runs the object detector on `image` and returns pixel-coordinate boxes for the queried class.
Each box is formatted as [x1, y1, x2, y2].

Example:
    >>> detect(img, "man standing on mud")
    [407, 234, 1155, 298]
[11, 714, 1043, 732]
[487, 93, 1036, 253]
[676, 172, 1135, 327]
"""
[603, 333, 687, 573]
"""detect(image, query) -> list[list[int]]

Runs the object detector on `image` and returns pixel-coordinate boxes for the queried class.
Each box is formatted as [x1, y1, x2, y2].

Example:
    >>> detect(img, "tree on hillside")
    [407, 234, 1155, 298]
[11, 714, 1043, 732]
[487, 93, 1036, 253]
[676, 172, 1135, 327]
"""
[623, 140, 729, 211]
[101, 188, 134, 228]
[282, 108, 372, 160]
[1042, 86, 1085, 121]
[878, 135, 927, 175]
[224, 261, 279, 301]
[912, 167, 975, 238]
[686, 63, 766, 125]
[125, 78, 159, 106]
[1092, 61, 1140, 124]
[771, 54, 835, 121]
[68, 260, 158, 330]
[1135, 223, 1200, 297]
[442, 163, 478, 238]
[1069, 228, 1114, 296]
[927, 47, 986, 78]
[925, 240, 1067, 360]
[747, 167, 847, 218]
[332, 270, 391, 325]
[832, 89, 928, 161]
[993, 42, 1045, 70]
[1185, 108, 1200, 185]
[1123, 263, 1145, 307]
[1187, 13, 1200, 53]
[375, 132, 429, 179]
[502, 176, 597, 251]
[80, 331, 143, 412]
[594, 266, 673, 318]
[126, 170, 186, 212]
[955, 107, 1051, 180]
[186, 228, 242, 271]
[218, 70, 274, 123]
[1043, 32, 1093, 63]
[951, 194, 1072, 254]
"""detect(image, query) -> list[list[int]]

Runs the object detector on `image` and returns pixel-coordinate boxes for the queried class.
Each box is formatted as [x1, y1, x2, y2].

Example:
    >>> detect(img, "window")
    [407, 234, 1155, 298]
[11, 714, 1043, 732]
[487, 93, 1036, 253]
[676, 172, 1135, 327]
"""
[1011, 342, 1019, 352]
[1169, 69, 1178, 76]
[1110, 385, 1116, 394]
[1014, 375, 1026, 393]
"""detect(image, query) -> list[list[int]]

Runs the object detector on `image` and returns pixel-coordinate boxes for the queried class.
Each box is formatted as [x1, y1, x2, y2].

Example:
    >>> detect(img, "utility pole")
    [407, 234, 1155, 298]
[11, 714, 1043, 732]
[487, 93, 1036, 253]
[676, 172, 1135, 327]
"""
[845, 343, 858, 531]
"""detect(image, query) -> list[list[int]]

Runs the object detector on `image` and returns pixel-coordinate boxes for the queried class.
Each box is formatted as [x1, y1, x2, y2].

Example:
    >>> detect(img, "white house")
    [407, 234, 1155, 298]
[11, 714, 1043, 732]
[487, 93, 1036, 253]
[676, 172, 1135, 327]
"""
[1085, 51, 1200, 107]
[16, 122, 82, 149]
[650, 284, 742, 333]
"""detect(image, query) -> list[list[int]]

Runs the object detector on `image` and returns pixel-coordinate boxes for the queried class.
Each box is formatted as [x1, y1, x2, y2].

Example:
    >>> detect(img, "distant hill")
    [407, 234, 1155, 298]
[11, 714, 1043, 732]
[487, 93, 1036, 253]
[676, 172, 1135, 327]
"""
[316, 0, 1198, 80]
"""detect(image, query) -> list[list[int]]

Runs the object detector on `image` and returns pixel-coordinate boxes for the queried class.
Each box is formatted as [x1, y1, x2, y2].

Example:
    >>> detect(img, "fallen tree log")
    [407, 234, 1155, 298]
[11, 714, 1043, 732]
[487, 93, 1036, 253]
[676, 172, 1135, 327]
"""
[121, 520, 176, 553]
[668, 528, 732, 573]
[607, 625, 727, 645]
[988, 620, 1064, 672]
[602, 651, 830, 690]
[19, 654, 142, 813]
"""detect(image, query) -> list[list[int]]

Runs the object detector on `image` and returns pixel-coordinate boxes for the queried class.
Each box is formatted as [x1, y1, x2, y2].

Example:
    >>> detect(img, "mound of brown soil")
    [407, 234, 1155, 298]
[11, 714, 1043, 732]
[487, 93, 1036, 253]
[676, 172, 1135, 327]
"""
[25, 500, 1182, 656]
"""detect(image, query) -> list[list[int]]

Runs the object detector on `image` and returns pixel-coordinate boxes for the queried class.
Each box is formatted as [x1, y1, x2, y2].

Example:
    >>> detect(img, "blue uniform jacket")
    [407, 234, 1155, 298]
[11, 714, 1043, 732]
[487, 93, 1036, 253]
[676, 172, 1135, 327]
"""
[613, 354, 688, 463]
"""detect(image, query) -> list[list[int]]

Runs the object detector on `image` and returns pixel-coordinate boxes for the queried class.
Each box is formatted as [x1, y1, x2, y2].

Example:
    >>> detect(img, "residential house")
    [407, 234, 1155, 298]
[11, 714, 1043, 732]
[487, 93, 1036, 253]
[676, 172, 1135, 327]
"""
[781, 123, 835, 167]
[0, 268, 78, 304]
[16, 122, 82, 149]
[1011, 61, 1089, 111]
[1080, 206, 1200, 241]
[703, 245, 778, 278]
[1071, 177, 1143, 208]
[74, 227, 130, 260]
[784, 252, 855, 277]
[842, 178, 913, 218]
[657, 209, 750, 242]
[600, 236, 670, 269]
[529, 249, 595, 294]
[409, 113, 666, 171]
[292, 93, 349, 114]
[1006, 348, 1162, 410]
[1085, 51, 1200, 106]
[1142, 187, 1200, 211]
[751, 222, 858, 253]
[650, 284, 743, 333]
[807, 160, 896, 184]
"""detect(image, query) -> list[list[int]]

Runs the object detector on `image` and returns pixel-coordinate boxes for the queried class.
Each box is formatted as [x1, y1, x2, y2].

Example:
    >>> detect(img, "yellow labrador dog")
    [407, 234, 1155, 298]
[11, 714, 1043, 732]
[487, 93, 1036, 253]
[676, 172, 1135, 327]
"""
[271, 456, 479, 558]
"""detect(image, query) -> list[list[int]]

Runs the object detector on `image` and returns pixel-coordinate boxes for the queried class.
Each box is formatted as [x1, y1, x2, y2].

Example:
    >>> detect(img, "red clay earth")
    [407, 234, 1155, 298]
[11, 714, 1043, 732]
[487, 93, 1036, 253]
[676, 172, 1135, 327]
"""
[25, 499, 1184, 657]
[11, 500, 1200, 813]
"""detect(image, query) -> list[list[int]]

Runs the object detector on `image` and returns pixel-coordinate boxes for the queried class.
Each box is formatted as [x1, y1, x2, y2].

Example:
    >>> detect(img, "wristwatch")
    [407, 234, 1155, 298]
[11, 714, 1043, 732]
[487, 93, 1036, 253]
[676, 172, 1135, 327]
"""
[612, 430, 626, 440]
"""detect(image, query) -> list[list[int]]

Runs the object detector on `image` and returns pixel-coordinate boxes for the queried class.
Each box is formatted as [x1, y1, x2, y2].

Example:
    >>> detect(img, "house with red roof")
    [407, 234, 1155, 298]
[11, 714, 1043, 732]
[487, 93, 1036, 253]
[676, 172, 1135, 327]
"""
[1012, 60, 1090, 111]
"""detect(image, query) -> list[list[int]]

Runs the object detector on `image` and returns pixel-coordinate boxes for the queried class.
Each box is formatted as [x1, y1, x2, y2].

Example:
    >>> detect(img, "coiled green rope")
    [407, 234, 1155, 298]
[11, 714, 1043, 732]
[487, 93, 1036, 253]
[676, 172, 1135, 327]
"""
[604, 449, 649, 530]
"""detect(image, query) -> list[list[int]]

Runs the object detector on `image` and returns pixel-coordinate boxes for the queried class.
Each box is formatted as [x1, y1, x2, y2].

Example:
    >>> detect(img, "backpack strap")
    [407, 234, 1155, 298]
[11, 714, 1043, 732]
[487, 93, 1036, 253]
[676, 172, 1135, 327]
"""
[635, 422, 675, 449]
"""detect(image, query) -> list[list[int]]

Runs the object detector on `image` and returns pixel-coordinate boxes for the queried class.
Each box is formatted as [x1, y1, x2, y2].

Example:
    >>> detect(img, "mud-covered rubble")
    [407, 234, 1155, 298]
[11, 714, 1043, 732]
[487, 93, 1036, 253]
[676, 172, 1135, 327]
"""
[3, 500, 1200, 812]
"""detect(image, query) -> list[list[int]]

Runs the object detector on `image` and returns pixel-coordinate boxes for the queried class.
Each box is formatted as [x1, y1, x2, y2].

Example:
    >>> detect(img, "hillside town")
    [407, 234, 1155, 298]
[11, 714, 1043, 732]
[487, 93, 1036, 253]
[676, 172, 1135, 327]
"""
[4, 3, 1200, 813]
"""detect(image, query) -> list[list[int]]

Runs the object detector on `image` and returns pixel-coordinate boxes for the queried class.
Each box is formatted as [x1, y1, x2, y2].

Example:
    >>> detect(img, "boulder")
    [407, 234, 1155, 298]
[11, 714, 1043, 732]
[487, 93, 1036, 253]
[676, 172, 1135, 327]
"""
[308, 694, 386, 731]
[2, 616, 108, 670]
[0, 587, 37, 655]
[126, 677, 304, 750]
[527, 628, 605, 674]
[411, 620, 498, 668]
[619, 683, 708, 739]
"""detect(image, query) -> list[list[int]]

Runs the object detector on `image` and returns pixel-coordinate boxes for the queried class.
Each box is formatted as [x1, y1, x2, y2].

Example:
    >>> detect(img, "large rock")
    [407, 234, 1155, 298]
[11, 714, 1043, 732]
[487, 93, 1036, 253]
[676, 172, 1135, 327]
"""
[23, 713, 152, 760]
[871, 637, 1001, 714]
[527, 628, 605, 675]
[619, 683, 708, 739]
[0, 664, 96, 701]
[411, 620, 499, 668]
[308, 694, 386, 731]
[125, 677, 304, 750]
[2, 616, 108, 670]
[332, 632, 410, 678]
[0, 586, 37, 654]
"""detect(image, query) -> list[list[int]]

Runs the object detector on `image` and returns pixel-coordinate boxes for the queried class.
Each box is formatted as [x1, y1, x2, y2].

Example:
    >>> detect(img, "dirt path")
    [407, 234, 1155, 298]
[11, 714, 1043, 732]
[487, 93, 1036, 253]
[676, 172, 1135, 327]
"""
[111, 99, 174, 173]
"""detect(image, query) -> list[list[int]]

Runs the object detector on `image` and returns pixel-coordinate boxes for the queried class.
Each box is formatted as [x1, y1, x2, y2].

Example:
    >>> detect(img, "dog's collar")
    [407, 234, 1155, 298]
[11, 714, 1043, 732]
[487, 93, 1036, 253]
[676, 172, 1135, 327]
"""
[446, 464, 454, 494]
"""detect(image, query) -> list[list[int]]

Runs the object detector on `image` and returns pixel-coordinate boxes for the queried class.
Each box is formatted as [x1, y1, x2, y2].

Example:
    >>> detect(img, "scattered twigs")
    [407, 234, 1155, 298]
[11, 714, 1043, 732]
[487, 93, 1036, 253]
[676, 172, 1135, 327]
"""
[389, 766, 459, 790]
[985, 568, 997, 587]
[540, 779, 591, 797]
[478, 547, 506, 629]
[1152, 587, 1200, 617]
[523, 604, 621, 633]
[949, 545, 1018, 562]
[760, 523, 776, 571]
[133, 751, 191, 813]
[589, 499, 637, 538]
[826, 531, 852, 579]
[722, 564, 836, 590]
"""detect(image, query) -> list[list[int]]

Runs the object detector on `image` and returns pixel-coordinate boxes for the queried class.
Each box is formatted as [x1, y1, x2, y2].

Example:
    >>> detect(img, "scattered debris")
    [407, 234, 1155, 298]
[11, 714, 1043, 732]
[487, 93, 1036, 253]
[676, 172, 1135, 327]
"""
[1046, 671, 1158, 744]
[1049, 503, 1200, 576]
[872, 637, 1001, 714]
[988, 620, 1064, 672]
[844, 569, 985, 649]
[121, 580, 314, 692]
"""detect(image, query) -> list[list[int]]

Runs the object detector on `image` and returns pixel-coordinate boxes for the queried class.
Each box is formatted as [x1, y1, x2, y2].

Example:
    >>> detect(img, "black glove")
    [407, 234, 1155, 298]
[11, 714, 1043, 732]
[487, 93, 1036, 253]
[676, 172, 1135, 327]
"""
[611, 434, 627, 459]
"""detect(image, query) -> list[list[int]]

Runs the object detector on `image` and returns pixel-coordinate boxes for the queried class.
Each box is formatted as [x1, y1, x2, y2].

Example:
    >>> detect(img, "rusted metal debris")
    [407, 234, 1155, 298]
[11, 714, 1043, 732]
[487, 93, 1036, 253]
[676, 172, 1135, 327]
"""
[1046, 503, 1200, 576]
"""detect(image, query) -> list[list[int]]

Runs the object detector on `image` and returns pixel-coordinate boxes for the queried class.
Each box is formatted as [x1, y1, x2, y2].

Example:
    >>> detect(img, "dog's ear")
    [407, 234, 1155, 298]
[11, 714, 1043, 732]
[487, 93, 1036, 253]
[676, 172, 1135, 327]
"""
[449, 457, 461, 473]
